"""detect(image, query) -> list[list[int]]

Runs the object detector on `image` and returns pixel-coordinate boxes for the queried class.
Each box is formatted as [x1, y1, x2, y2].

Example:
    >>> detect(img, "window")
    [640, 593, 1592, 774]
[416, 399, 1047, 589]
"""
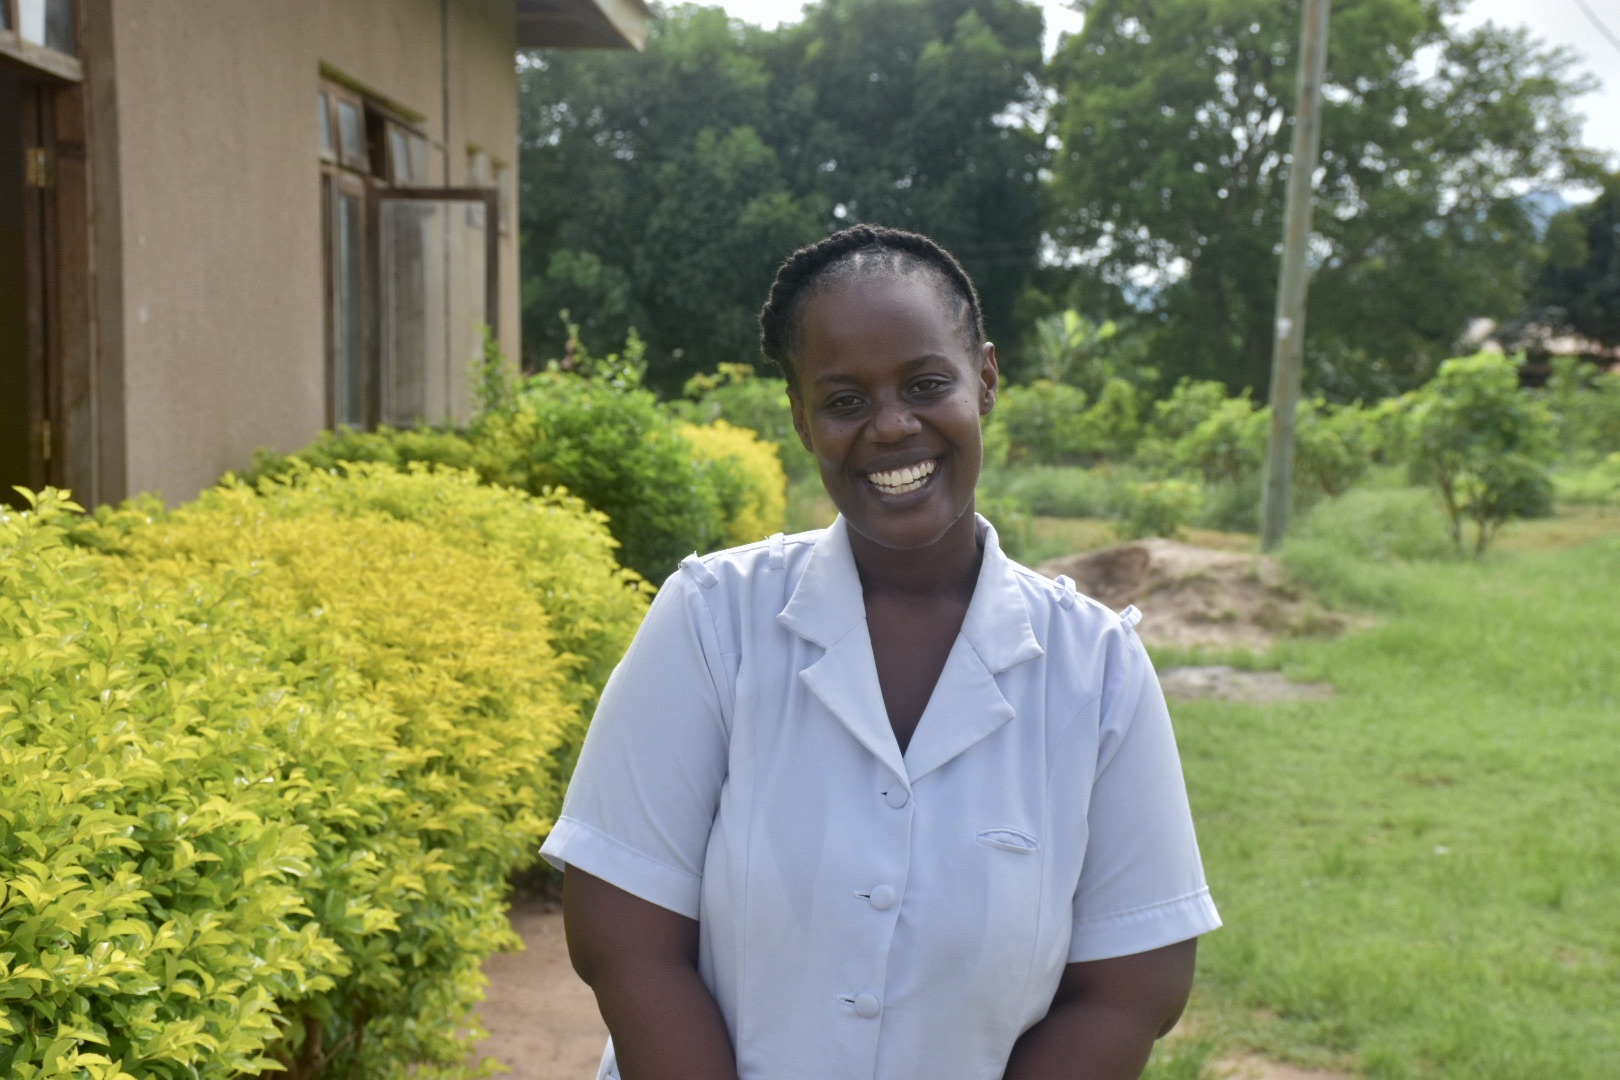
[1, 0, 82, 80]
[318, 78, 496, 431]
[17, 0, 75, 55]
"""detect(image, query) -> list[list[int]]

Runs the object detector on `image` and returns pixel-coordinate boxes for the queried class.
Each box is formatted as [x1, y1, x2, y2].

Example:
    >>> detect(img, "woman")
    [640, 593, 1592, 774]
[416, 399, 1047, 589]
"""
[540, 225, 1220, 1080]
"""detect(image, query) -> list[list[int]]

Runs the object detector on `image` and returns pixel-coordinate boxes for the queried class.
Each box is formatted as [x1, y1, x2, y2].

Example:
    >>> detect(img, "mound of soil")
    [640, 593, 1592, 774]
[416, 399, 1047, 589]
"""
[1037, 538, 1346, 653]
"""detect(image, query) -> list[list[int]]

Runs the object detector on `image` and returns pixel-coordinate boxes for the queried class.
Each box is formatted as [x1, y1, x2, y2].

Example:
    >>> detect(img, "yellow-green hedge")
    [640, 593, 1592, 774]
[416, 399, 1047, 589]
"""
[0, 468, 648, 1079]
[677, 420, 788, 549]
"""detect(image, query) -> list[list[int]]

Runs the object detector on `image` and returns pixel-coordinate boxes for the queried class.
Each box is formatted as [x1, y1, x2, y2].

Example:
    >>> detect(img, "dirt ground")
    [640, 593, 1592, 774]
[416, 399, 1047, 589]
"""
[1037, 538, 1350, 654]
[465, 540, 1354, 1077]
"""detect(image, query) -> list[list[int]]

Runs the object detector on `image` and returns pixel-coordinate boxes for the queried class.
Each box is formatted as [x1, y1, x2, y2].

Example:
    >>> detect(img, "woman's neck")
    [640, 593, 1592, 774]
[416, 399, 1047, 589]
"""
[848, 507, 984, 604]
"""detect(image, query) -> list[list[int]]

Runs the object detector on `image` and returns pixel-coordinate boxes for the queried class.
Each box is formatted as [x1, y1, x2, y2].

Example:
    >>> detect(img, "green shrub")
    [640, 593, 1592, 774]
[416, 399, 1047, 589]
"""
[975, 493, 1034, 562]
[1292, 398, 1375, 497]
[241, 426, 477, 485]
[675, 365, 813, 483]
[474, 371, 723, 581]
[1070, 377, 1145, 462]
[677, 420, 788, 548]
[1115, 479, 1203, 540]
[984, 465, 1124, 519]
[1172, 395, 1264, 484]
[991, 379, 1090, 465]
[1544, 356, 1620, 458]
[1553, 453, 1620, 507]
[1407, 353, 1557, 554]
[1, 470, 646, 1080]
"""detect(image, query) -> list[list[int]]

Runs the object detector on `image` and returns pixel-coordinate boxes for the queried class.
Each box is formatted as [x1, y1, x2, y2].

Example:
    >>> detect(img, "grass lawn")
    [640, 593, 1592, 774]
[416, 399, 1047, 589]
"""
[1151, 509, 1620, 1078]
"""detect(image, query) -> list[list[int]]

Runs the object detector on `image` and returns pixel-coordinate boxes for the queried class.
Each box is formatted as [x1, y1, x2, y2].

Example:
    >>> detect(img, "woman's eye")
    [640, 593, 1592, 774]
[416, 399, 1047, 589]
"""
[826, 394, 863, 411]
[912, 377, 950, 395]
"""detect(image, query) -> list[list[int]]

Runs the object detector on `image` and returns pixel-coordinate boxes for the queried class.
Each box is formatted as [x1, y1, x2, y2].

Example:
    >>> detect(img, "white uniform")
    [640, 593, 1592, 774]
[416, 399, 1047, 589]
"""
[541, 516, 1220, 1080]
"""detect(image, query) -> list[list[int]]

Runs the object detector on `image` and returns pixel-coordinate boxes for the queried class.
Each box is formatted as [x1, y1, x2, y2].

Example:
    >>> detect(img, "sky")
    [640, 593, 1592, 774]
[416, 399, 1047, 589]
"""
[711, 0, 1620, 165]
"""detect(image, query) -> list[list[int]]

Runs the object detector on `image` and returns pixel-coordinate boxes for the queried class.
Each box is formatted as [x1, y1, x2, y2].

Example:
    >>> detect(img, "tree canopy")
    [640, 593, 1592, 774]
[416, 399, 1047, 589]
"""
[519, 0, 1047, 393]
[518, 0, 1606, 400]
[1535, 172, 1620, 346]
[1045, 0, 1600, 399]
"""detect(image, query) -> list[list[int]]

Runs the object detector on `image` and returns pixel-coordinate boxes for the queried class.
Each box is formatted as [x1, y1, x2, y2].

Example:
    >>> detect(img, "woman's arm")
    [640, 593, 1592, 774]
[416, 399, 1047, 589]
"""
[563, 867, 740, 1080]
[1002, 938, 1198, 1080]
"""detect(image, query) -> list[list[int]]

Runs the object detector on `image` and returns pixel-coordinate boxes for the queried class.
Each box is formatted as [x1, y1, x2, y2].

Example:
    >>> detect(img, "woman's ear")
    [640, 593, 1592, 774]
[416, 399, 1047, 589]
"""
[978, 342, 999, 416]
[789, 392, 815, 453]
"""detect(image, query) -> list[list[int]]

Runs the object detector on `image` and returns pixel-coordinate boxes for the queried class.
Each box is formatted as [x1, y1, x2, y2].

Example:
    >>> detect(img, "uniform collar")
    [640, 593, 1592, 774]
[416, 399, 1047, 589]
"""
[777, 514, 1045, 784]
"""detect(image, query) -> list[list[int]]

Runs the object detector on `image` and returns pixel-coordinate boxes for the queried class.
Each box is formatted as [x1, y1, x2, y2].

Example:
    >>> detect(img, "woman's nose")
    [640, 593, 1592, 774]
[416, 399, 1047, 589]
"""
[871, 397, 921, 441]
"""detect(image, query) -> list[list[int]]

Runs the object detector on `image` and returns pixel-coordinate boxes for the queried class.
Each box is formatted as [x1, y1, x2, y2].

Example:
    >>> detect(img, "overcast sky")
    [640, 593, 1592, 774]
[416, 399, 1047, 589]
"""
[712, 0, 1620, 164]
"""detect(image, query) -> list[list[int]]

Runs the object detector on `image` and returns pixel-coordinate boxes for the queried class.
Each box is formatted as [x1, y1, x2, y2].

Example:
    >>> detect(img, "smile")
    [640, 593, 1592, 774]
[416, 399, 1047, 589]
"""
[866, 459, 937, 495]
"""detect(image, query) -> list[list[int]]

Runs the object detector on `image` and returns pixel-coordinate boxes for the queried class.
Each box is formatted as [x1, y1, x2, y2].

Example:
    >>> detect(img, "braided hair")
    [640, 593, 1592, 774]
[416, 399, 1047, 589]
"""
[758, 224, 986, 392]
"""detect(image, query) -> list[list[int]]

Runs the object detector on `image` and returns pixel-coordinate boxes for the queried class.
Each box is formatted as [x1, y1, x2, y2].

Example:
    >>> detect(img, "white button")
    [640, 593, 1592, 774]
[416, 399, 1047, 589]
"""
[853, 993, 881, 1018]
[884, 787, 909, 809]
[868, 885, 896, 910]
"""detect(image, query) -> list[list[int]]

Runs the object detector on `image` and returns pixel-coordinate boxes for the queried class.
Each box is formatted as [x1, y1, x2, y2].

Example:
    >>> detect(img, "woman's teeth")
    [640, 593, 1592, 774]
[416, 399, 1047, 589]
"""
[868, 460, 937, 495]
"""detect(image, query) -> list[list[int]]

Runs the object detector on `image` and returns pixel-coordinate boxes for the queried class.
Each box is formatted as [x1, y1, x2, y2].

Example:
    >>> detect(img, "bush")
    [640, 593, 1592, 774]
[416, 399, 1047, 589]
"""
[991, 379, 1090, 465]
[675, 365, 813, 484]
[1554, 453, 1620, 507]
[1173, 395, 1264, 485]
[1407, 353, 1557, 555]
[984, 465, 1124, 519]
[0, 470, 646, 1079]
[241, 426, 477, 485]
[1115, 479, 1203, 540]
[474, 372, 724, 580]
[1070, 377, 1145, 462]
[1544, 356, 1620, 459]
[677, 420, 788, 548]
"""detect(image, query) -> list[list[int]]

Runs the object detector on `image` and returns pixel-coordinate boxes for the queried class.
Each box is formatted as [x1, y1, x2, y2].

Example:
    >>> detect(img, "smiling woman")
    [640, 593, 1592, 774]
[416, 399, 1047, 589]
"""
[541, 225, 1222, 1080]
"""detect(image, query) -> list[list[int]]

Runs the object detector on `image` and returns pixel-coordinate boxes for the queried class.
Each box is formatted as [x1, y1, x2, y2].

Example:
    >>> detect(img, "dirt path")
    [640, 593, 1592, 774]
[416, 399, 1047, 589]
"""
[467, 897, 607, 1079]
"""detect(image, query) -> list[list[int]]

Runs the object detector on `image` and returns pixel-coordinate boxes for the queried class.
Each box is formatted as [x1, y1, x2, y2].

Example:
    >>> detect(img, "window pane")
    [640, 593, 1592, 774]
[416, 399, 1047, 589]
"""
[337, 99, 363, 165]
[318, 92, 334, 155]
[389, 127, 411, 184]
[379, 198, 488, 426]
[19, 0, 75, 54]
[44, 0, 72, 54]
[334, 191, 366, 427]
[18, 0, 43, 43]
[411, 135, 432, 186]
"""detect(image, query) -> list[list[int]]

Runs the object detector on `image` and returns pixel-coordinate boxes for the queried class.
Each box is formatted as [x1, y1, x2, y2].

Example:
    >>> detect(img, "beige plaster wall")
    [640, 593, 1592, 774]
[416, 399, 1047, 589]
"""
[104, 0, 519, 503]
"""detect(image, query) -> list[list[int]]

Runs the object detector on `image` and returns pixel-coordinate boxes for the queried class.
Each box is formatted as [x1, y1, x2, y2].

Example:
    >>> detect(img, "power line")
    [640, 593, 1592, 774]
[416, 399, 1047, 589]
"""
[1570, 0, 1620, 57]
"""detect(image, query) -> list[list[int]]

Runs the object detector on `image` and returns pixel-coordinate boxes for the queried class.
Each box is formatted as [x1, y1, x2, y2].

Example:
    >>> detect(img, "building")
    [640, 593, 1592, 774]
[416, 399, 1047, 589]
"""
[2, 0, 648, 508]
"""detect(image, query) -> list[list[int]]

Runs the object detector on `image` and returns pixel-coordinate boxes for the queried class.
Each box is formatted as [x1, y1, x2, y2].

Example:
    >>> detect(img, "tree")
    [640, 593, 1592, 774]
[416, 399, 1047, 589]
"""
[1407, 352, 1555, 555]
[518, 8, 821, 391]
[1046, 0, 1601, 401]
[1535, 172, 1620, 346]
[518, 0, 1048, 394]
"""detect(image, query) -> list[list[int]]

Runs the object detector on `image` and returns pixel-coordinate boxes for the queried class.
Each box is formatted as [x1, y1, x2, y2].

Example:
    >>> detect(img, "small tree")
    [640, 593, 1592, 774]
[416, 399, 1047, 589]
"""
[1408, 354, 1556, 555]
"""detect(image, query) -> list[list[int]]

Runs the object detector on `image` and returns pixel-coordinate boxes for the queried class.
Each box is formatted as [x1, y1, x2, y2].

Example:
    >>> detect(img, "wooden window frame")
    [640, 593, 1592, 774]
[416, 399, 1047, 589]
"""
[0, 0, 82, 83]
[320, 77, 491, 431]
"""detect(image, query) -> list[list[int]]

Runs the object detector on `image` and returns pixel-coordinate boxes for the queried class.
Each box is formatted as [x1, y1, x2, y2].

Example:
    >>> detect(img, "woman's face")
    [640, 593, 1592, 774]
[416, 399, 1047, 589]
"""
[789, 273, 997, 556]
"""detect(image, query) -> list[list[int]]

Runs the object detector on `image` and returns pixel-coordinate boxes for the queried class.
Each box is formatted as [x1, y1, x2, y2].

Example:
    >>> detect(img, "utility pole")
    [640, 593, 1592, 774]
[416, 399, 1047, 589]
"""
[1260, 0, 1332, 552]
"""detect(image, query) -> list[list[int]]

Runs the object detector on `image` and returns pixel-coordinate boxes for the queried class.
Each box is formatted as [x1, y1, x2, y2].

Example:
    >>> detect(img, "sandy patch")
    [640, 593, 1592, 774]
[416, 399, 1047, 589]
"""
[1037, 538, 1350, 652]
[467, 898, 606, 1079]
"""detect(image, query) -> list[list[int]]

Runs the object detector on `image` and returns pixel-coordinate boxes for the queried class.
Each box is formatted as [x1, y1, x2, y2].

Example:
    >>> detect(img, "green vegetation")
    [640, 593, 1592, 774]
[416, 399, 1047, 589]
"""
[520, 0, 1607, 400]
[0, 472, 647, 1080]
[1145, 498, 1620, 1079]
[249, 336, 788, 584]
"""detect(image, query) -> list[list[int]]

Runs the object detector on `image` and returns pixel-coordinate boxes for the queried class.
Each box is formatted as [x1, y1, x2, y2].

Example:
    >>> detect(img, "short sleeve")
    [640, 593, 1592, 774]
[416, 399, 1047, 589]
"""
[1067, 617, 1221, 962]
[539, 564, 734, 920]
